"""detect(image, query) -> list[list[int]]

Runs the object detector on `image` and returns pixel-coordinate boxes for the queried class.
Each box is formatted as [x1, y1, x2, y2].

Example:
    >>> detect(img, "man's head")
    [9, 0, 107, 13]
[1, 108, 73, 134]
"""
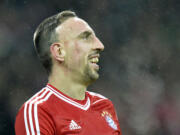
[33, 11, 76, 75]
[33, 10, 104, 85]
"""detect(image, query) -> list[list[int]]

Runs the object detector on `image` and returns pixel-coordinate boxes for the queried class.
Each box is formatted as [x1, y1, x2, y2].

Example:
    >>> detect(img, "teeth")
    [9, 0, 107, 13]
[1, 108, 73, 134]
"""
[90, 57, 99, 63]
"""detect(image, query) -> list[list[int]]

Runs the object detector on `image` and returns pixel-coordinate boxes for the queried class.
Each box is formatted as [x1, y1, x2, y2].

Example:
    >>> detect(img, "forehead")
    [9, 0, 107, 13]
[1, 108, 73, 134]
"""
[56, 17, 94, 40]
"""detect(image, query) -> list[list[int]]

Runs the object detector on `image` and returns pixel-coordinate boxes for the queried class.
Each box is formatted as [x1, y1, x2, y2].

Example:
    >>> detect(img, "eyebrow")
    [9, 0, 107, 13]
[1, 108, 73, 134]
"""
[78, 30, 93, 38]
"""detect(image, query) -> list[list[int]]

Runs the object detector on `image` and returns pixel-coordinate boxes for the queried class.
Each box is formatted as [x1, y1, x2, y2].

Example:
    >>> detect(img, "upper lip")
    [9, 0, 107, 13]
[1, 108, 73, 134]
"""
[88, 54, 100, 59]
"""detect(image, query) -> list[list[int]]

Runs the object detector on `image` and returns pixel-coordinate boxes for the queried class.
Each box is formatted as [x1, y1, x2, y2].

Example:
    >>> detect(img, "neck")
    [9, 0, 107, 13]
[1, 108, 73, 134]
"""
[48, 66, 87, 100]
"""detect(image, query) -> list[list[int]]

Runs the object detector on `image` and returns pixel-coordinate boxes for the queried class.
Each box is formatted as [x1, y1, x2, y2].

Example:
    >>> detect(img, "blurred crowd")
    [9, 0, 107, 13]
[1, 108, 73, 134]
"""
[0, 0, 179, 135]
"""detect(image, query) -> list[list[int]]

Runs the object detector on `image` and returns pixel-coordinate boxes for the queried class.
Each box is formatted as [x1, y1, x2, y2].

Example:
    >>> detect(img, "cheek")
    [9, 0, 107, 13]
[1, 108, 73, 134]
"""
[66, 41, 90, 67]
[74, 42, 82, 58]
[65, 42, 80, 60]
[74, 42, 90, 67]
[73, 42, 89, 60]
[65, 42, 83, 67]
[74, 42, 81, 53]
[74, 41, 91, 55]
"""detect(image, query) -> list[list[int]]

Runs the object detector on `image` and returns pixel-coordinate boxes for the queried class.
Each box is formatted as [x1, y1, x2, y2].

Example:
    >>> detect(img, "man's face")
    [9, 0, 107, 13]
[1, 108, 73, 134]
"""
[56, 17, 104, 84]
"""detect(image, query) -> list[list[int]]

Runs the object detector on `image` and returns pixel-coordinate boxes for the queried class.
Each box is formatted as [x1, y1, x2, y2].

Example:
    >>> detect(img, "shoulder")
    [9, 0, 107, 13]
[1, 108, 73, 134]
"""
[15, 87, 55, 135]
[87, 91, 107, 99]
[17, 87, 53, 117]
[87, 91, 113, 106]
[25, 87, 52, 107]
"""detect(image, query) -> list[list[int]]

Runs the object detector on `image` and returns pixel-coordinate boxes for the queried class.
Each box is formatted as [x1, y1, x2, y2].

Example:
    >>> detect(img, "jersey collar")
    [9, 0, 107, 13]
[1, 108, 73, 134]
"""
[46, 83, 90, 111]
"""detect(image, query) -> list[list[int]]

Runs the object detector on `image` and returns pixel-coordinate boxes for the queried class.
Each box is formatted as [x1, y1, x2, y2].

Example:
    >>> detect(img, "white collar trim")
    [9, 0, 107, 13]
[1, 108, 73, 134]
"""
[47, 85, 90, 111]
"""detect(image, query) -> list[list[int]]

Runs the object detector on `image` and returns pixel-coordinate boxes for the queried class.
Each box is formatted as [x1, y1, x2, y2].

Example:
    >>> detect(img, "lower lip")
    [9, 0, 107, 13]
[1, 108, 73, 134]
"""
[90, 63, 99, 70]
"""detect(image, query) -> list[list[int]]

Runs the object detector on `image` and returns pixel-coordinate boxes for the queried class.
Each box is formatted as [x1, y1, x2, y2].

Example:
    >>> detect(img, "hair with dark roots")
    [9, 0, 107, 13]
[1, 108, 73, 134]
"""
[33, 10, 77, 75]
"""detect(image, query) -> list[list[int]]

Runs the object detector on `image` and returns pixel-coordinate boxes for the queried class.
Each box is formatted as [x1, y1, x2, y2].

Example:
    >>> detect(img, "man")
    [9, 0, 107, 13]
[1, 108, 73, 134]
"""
[15, 10, 121, 135]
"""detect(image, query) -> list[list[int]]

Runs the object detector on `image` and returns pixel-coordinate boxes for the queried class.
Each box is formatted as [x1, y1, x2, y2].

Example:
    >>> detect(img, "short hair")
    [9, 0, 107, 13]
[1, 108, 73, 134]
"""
[33, 10, 77, 75]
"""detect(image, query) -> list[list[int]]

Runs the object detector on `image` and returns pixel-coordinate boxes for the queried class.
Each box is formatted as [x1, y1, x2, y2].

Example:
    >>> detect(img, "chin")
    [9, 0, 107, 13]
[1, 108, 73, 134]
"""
[83, 65, 99, 85]
[91, 74, 99, 81]
[88, 71, 99, 83]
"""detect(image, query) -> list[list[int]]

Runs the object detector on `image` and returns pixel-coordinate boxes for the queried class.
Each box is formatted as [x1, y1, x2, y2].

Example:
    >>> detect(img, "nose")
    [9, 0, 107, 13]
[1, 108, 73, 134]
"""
[93, 37, 104, 51]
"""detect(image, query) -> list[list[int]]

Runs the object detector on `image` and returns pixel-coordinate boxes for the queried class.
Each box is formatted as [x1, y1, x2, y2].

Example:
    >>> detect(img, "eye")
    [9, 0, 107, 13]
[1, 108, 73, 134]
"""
[79, 31, 92, 40]
[83, 33, 90, 39]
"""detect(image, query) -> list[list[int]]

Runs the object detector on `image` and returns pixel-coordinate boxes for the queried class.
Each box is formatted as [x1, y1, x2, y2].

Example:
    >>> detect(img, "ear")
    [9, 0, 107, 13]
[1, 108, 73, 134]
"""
[50, 43, 66, 62]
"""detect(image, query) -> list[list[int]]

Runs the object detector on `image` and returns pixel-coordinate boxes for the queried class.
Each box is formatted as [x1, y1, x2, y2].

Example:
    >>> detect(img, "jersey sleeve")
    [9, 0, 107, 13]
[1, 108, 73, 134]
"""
[88, 91, 122, 134]
[15, 103, 55, 135]
[109, 102, 122, 134]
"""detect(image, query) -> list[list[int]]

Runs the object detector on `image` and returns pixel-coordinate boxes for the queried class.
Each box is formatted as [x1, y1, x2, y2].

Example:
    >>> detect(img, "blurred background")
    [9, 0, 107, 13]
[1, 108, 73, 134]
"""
[0, 0, 180, 134]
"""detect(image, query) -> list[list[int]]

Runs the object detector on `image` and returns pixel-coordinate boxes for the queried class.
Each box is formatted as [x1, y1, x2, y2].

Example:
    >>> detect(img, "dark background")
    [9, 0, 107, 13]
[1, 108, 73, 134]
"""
[0, 0, 180, 134]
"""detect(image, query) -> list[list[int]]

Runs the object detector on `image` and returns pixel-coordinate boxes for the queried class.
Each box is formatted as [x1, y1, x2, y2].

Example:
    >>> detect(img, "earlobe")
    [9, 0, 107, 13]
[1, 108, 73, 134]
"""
[50, 43, 66, 62]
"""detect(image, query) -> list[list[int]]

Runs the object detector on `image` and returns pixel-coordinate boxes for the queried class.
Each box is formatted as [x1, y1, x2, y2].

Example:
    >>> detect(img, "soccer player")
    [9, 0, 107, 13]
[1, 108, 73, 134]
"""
[15, 10, 121, 135]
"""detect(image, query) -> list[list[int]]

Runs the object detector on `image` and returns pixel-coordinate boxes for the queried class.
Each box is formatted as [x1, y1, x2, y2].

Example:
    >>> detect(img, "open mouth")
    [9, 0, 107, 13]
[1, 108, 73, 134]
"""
[89, 57, 99, 63]
[88, 54, 100, 70]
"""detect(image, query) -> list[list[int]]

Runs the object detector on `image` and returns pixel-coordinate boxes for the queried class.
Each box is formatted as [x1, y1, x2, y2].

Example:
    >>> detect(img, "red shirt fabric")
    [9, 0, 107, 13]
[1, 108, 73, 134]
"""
[15, 84, 121, 135]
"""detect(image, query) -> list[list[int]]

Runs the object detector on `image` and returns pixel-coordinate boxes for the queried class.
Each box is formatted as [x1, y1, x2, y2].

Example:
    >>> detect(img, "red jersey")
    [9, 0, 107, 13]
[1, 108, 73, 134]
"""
[15, 84, 121, 135]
